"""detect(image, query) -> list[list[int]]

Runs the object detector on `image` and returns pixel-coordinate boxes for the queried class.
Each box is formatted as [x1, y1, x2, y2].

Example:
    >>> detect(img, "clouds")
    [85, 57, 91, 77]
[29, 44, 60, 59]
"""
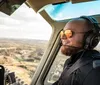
[0, 3, 52, 40]
[0, 16, 20, 26]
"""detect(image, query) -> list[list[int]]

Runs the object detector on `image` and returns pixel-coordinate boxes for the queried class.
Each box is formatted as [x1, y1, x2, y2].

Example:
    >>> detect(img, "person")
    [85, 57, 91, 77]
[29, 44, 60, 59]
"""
[53, 16, 100, 85]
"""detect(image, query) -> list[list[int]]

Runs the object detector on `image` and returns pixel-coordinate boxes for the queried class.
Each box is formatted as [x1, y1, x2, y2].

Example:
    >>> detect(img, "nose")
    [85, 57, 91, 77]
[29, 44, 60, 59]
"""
[61, 37, 70, 46]
[61, 34, 67, 39]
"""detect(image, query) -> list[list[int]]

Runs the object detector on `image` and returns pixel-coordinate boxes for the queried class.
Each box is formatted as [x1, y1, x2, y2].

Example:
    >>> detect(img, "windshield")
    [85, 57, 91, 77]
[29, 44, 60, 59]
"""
[45, 1, 100, 21]
[0, 3, 52, 85]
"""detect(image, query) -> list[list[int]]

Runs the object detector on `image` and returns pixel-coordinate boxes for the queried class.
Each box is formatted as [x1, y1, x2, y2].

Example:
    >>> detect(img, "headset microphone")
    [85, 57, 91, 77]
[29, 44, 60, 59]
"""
[62, 44, 82, 49]
[60, 40, 81, 49]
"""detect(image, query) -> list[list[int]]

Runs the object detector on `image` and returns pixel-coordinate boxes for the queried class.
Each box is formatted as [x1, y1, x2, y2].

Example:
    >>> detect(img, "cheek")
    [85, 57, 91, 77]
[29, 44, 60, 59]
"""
[72, 35, 84, 46]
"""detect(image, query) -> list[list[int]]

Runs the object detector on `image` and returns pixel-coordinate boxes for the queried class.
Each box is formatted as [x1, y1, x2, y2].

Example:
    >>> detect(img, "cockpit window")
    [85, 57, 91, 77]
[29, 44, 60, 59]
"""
[0, 3, 52, 85]
[44, 1, 100, 21]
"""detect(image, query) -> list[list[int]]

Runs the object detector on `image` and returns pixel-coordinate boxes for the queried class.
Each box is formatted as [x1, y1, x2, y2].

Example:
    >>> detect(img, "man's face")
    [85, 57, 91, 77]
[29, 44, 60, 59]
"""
[60, 19, 89, 56]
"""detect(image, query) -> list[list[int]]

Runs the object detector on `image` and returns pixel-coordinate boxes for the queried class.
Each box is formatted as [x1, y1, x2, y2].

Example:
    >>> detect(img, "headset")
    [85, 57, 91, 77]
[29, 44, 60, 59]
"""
[80, 16, 100, 49]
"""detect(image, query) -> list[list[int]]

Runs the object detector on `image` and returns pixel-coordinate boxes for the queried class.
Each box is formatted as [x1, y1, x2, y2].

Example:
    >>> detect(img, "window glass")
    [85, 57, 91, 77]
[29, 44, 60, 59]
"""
[44, 1, 100, 21]
[44, 50, 69, 85]
[0, 3, 52, 85]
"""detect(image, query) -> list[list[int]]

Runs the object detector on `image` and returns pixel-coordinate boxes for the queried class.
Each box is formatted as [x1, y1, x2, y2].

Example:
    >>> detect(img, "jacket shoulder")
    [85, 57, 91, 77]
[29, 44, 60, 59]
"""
[92, 53, 100, 68]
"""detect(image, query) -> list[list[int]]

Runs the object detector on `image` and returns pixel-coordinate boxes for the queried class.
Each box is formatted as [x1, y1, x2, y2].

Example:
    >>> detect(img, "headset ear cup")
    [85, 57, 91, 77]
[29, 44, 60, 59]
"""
[90, 34, 100, 49]
[80, 16, 100, 49]
[83, 33, 92, 49]
[84, 33, 100, 49]
[83, 31, 92, 49]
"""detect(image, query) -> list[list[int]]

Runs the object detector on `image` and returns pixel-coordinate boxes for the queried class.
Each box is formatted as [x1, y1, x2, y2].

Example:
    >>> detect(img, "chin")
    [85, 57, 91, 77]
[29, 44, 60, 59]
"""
[60, 45, 80, 56]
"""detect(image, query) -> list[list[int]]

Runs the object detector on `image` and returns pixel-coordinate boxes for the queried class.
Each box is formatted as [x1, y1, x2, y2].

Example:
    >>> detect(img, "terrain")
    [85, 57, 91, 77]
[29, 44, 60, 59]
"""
[0, 38, 47, 85]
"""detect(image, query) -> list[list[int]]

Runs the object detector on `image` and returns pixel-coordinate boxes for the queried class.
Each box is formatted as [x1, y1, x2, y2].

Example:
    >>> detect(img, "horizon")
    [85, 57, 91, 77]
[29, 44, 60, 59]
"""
[0, 37, 48, 41]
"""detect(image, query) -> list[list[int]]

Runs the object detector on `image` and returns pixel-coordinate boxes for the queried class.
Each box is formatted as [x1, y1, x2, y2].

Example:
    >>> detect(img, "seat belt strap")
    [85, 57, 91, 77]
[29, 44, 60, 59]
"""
[63, 56, 93, 79]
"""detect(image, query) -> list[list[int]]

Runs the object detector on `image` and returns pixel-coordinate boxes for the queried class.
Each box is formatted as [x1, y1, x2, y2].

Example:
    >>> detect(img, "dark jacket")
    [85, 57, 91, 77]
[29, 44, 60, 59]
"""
[53, 50, 100, 85]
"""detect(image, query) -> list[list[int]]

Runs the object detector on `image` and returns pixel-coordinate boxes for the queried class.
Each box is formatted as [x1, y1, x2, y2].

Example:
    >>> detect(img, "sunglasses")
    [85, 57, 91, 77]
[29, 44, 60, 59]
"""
[60, 29, 92, 39]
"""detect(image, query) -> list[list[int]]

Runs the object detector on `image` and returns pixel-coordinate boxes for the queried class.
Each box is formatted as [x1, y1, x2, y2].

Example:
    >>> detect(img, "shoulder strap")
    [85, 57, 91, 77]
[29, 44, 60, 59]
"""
[92, 53, 100, 68]
[64, 51, 100, 78]
[92, 53, 100, 59]
[64, 56, 93, 79]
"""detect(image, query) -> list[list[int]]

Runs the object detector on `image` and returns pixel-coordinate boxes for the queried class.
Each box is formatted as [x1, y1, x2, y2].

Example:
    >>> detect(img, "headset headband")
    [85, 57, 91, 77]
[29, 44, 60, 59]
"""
[80, 16, 100, 33]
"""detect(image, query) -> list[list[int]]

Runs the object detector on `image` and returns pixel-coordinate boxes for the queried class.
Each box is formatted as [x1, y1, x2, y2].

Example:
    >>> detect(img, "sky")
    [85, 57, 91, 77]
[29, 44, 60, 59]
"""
[0, 3, 52, 40]
[45, 1, 100, 20]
